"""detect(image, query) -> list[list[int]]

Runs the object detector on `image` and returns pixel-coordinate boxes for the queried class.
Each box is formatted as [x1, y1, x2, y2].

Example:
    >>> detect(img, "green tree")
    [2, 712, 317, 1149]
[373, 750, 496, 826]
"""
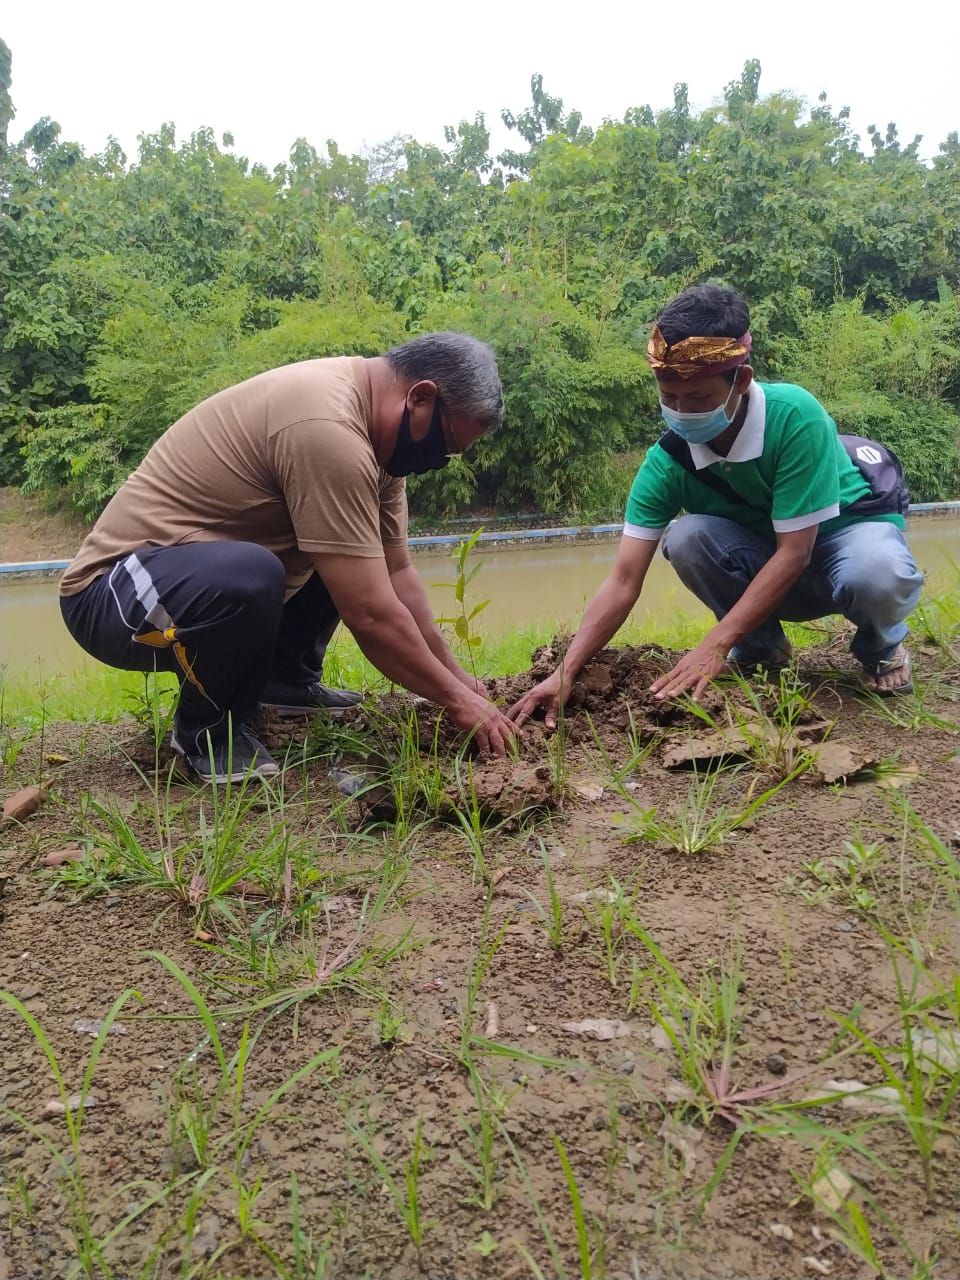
[2, 46, 958, 515]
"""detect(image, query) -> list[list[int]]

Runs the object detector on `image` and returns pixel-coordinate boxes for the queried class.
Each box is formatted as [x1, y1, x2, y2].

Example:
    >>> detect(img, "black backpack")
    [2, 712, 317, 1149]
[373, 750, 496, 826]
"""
[658, 430, 910, 518]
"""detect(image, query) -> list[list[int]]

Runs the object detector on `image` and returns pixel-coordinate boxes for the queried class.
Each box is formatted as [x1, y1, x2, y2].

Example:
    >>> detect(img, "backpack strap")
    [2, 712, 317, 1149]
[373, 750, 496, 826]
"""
[656, 428, 909, 524]
[657, 430, 753, 507]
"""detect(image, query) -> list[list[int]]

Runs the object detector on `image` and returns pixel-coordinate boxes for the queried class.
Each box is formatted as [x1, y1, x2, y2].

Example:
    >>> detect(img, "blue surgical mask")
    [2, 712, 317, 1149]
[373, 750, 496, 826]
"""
[660, 383, 741, 445]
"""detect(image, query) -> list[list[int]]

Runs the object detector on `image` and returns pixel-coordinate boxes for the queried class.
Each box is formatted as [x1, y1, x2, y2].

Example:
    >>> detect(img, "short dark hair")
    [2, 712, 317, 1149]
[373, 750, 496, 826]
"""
[385, 331, 503, 433]
[657, 284, 750, 345]
[656, 284, 750, 385]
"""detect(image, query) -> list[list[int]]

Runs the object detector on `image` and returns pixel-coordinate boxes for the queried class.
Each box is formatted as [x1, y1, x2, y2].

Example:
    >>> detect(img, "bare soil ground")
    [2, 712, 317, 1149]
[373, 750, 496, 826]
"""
[1, 637, 958, 1280]
[0, 489, 88, 564]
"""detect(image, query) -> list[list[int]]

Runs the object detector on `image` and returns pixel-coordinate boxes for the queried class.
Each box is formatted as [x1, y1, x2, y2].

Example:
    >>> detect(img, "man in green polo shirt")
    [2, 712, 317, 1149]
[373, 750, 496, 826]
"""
[508, 283, 923, 724]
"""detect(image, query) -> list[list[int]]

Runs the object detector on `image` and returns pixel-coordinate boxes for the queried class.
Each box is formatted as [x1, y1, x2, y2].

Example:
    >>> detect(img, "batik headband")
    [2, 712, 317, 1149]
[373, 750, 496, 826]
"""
[646, 325, 752, 379]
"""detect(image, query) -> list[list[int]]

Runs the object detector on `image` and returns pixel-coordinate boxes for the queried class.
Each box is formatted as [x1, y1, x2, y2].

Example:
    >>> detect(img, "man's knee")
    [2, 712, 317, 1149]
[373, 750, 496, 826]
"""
[836, 542, 923, 612]
[198, 543, 286, 615]
[661, 515, 723, 567]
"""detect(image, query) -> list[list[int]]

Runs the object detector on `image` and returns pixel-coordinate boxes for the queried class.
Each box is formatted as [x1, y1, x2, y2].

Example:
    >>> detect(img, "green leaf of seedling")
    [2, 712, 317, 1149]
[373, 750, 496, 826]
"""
[455, 616, 470, 640]
[468, 600, 491, 620]
[844, 1199, 883, 1266]
[473, 1230, 498, 1256]
[455, 578, 465, 603]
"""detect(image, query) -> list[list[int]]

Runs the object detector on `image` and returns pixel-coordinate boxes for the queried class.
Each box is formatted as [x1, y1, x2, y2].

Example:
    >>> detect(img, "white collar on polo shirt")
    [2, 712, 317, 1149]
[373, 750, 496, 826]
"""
[688, 381, 766, 470]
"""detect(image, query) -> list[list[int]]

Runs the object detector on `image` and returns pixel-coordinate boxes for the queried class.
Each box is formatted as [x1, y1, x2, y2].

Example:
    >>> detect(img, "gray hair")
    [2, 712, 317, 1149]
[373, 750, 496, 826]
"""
[385, 331, 503, 433]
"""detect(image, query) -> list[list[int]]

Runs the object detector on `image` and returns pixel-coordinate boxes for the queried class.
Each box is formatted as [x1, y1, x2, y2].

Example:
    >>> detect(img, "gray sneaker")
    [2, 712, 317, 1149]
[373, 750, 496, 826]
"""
[259, 680, 362, 718]
[171, 726, 280, 783]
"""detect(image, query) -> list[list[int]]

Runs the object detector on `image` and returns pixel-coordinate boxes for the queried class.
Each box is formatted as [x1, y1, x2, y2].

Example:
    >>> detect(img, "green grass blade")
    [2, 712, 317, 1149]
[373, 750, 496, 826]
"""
[147, 951, 227, 1074]
[235, 1047, 339, 1164]
[553, 1135, 591, 1280]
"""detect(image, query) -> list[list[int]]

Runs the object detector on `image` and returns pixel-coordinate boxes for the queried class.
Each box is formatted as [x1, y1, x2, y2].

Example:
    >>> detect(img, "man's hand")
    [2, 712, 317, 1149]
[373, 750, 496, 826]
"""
[507, 669, 568, 730]
[450, 692, 519, 757]
[649, 526, 818, 703]
[457, 672, 489, 698]
[649, 637, 729, 702]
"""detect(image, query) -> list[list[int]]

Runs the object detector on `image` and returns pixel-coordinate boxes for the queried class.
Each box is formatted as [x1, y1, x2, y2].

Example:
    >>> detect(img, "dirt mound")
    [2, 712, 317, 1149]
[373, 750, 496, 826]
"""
[285, 641, 859, 825]
[105, 640, 901, 826]
[490, 642, 712, 730]
[0, 486, 89, 562]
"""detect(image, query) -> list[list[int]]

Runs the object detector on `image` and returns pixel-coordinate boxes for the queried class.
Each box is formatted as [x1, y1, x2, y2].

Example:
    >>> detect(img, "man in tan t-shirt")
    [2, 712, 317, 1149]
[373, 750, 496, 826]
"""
[61, 331, 517, 781]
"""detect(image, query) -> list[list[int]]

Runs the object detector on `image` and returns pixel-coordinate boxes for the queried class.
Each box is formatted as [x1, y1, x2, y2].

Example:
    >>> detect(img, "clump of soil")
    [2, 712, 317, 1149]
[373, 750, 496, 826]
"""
[490, 641, 717, 733]
[460, 756, 554, 818]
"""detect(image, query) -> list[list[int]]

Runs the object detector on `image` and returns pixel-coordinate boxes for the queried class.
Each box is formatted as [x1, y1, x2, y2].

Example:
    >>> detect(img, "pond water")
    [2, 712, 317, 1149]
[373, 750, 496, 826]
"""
[1, 518, 957, 679]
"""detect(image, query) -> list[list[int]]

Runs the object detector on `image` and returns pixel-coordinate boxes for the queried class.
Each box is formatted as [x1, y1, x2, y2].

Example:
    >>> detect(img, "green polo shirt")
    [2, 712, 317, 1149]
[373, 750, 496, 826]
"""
[624, 382, 907, 543]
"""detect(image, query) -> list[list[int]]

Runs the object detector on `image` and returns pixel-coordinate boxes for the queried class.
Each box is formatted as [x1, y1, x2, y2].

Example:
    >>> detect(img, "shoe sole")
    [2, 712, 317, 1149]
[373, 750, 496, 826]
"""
[170, 737, 280, 784]
[259, 702, 356, 719]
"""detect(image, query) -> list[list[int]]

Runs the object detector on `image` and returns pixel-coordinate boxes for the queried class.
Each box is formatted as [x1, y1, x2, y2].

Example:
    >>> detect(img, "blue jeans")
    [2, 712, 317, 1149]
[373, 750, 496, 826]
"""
[661, 515, 924, 667]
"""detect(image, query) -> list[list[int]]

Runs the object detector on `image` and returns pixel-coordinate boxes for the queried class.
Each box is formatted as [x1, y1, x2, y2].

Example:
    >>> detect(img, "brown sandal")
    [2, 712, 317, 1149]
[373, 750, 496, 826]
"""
[861, 648, 913, 697]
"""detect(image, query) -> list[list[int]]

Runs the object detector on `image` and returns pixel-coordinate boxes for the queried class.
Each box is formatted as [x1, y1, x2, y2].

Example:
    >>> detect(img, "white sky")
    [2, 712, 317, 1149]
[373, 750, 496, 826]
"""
[5, 0, 958, 169]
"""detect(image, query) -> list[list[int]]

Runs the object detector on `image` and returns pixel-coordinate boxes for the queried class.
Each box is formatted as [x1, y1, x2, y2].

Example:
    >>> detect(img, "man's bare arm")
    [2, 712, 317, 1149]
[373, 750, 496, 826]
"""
[383, 544, 479, 688]
[312, 552, 515, 754]
[508, 535, 659, 728]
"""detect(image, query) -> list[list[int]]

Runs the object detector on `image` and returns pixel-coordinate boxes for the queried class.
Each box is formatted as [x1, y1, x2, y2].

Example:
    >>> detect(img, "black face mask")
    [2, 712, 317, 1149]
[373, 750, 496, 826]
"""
[384, 397, 451, 478]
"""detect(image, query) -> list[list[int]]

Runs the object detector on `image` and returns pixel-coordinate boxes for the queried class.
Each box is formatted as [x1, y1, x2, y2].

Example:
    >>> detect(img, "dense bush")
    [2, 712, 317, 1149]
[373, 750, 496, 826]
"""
[2, 48, 958, 515]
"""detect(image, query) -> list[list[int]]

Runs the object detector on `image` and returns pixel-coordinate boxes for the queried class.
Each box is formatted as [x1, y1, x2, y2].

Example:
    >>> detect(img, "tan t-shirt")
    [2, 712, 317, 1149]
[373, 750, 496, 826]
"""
[61, 356, 408, 597]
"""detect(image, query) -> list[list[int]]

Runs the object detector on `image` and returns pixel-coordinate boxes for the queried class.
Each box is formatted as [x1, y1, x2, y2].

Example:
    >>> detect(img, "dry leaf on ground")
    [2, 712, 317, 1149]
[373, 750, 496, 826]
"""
[813, 743, 878, 784]
[803, 1258, 832, 1276]
[40, 845, 85, 867]
[321, 896, 355, 915]
[227, 881, 271, 899]
[43, 1091, 108, 1115]
[657, 1115, 700, 1178]
[571, 888, 617, 904]
[821, 1078, 904, 1115]
[662, 730, 748, 769]
[649, 1017, 682, 1051]
[70, 1018, 127, 1036]
[909, 1027, 960, 1073]
[484, 1001, 500, 1038]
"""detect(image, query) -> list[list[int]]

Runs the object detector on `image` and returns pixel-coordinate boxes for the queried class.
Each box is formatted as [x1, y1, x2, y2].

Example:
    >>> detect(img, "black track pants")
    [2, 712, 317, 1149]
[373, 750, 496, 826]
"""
[61, 543, 340, 752]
